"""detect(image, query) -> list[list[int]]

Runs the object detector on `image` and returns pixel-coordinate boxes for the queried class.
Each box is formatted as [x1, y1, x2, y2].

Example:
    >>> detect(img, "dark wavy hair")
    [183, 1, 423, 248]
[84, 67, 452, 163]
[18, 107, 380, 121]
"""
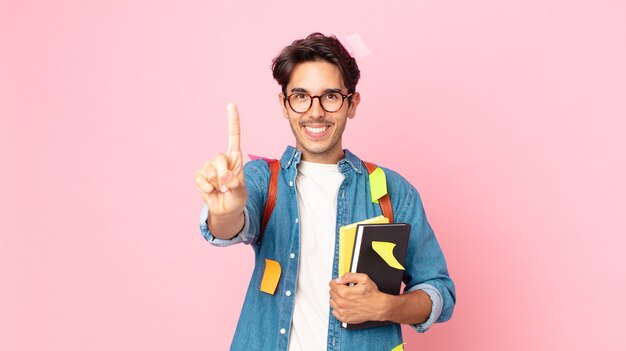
[271, 33, 361, 95]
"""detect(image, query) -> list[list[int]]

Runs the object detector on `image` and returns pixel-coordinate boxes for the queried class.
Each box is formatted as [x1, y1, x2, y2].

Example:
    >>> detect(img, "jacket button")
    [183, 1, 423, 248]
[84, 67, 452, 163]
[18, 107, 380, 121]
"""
[289, 253, 295, 259]
[280, 328, 286, 334]
[285, 290, 292, 297]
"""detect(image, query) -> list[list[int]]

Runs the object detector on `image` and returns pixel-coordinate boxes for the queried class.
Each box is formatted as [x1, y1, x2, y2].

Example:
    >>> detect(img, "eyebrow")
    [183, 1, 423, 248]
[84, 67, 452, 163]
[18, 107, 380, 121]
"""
[289, 87, 344, 94]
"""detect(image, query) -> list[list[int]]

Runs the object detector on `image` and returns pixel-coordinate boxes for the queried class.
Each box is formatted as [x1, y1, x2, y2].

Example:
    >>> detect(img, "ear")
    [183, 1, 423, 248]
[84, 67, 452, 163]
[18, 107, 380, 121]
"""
[278, 92, 289, 119]
[347, 92, 361, 119]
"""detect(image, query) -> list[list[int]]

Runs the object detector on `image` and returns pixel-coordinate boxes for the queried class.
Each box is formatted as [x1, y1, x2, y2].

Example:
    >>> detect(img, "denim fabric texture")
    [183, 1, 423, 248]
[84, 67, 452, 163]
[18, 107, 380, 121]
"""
[200, 146, 456, 351]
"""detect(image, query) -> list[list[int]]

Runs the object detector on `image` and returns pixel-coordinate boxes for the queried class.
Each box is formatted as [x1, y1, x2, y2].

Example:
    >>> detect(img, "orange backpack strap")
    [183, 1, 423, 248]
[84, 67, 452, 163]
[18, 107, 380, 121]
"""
[362, 161, 394, 223]
[259, 159, 280, 245]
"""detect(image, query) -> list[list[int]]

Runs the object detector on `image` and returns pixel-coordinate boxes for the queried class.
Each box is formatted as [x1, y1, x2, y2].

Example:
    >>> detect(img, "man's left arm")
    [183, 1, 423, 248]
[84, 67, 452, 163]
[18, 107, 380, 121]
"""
[329, 174, 455, 331]
[329, 273, 436, 326]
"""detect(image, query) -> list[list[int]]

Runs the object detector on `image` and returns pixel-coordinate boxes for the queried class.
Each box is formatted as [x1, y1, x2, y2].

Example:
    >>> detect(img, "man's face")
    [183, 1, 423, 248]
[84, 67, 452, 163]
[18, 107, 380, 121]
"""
[279, 60, 360, 164]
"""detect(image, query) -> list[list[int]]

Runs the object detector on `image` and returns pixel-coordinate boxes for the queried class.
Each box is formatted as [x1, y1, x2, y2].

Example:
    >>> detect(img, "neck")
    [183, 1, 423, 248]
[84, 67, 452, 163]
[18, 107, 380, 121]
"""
[299, 148, 344, 164]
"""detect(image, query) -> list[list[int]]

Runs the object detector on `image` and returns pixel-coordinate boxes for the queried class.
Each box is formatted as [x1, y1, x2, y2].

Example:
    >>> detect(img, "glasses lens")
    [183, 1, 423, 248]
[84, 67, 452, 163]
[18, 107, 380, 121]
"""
[288, 93, 311, 113]
[320, 93, 343, 112]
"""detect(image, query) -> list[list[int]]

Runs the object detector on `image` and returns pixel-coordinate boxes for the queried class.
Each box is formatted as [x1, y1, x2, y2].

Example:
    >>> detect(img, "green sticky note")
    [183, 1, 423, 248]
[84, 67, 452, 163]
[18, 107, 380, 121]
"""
[369, 167, 387, 204]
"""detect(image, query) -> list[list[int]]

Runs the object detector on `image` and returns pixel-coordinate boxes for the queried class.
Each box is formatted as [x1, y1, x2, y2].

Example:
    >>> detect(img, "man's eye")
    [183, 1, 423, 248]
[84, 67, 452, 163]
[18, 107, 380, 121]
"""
[294, 94, 307, 100]
[323, 93, 340, 100]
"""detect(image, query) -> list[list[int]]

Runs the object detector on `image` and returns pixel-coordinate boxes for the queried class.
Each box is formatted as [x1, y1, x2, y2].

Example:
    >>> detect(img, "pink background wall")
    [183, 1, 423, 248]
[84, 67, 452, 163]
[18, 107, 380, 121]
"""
[2, 0, 625, 350]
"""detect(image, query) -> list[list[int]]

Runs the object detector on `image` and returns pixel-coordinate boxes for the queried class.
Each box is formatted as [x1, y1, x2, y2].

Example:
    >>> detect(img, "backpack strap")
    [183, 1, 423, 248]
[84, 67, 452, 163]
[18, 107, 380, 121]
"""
[362, 161, 394, 223]
[259, 159, 280, 246]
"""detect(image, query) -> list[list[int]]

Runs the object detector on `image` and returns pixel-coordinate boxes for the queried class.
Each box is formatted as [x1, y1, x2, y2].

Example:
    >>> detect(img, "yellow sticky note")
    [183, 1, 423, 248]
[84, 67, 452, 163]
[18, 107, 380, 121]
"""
[390, 343, 405, 351]
[369, 167, 387, 204]
[339, 216, 389, 277]
[372, 241, 405, 270]
[260, 259, 281, 294]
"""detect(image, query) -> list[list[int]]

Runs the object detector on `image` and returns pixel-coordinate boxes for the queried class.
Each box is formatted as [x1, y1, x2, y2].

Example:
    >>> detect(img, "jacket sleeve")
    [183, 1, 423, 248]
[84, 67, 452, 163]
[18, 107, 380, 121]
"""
[387, 169, 457, 328]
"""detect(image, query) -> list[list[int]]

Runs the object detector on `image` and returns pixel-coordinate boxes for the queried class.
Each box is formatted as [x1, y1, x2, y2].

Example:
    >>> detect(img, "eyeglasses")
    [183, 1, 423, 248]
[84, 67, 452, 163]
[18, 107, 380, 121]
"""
[284, 92, 354, 113]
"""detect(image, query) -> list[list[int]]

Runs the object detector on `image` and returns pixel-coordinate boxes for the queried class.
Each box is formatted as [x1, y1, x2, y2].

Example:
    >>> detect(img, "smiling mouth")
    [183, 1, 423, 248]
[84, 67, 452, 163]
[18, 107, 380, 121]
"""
[305, 125, 329, 133]
[301, 123, 332, 138]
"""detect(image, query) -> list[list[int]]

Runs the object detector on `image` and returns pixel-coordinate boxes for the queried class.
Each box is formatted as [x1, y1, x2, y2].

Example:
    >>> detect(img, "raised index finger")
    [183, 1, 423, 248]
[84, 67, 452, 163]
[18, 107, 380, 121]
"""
[227, 103, 241, 153]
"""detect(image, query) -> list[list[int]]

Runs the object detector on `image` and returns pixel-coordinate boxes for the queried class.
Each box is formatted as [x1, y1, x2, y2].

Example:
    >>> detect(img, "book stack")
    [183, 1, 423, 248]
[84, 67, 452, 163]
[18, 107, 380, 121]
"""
[338, 218, 411, 330]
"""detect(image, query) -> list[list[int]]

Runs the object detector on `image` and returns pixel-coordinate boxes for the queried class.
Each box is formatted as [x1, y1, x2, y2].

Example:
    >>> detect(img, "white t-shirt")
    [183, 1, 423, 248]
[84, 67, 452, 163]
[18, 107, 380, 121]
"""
[288, 161, 344, 351]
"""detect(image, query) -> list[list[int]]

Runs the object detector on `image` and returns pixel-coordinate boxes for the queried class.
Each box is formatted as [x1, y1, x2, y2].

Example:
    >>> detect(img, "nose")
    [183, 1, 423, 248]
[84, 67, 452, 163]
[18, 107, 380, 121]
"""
[308, 96, 325, 118]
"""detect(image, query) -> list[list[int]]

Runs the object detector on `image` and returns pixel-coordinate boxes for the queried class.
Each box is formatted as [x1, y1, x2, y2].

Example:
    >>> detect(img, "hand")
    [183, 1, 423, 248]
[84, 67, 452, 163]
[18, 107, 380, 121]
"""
[195, 103, 247, 235]
[329, 273, 391, 324]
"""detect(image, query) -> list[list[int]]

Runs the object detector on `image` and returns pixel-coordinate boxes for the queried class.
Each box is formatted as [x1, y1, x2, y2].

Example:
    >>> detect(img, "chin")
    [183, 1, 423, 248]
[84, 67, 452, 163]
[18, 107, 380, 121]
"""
[301, 141, 341, 158]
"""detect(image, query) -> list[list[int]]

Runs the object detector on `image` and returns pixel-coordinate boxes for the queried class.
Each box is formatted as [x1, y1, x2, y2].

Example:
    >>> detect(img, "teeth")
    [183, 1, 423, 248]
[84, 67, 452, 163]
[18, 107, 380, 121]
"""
[305, 126, 328, 134]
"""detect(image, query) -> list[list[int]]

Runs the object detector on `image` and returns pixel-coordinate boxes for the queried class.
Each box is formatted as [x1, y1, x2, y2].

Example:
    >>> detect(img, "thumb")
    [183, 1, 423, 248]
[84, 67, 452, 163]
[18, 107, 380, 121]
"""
[336, 272, 367, 285]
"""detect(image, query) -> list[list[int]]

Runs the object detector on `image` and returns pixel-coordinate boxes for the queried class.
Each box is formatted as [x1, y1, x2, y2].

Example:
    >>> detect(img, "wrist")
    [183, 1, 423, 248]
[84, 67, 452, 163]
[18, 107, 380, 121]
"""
[209, 210, 243, 224]
[377, 292, 398, 322]
[208, 211, 245, 238]
[379, 290, 432, 325]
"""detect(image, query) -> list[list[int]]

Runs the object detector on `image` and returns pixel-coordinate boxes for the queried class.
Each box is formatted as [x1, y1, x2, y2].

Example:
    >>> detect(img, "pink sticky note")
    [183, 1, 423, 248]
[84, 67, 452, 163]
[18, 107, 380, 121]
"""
[248, 154, 276, 163]
[341, 33, 372, 57]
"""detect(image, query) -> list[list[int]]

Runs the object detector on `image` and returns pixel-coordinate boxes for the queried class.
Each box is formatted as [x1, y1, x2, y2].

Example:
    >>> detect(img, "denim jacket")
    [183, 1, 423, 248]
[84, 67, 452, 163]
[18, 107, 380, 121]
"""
[200, 146, 456, 351]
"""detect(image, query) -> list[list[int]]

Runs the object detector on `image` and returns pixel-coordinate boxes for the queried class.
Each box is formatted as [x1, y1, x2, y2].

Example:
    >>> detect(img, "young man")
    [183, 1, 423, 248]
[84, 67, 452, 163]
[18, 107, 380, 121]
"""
[194, 33, 455, 351]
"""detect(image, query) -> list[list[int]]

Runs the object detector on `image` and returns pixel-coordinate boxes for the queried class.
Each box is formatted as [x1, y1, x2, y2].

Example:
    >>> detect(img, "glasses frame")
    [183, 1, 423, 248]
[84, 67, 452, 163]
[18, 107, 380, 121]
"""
[284, 91, 354, 114]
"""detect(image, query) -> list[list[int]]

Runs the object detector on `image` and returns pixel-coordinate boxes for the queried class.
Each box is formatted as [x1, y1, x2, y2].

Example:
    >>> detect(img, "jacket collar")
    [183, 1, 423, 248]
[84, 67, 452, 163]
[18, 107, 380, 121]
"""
[280, 146, 363, 174]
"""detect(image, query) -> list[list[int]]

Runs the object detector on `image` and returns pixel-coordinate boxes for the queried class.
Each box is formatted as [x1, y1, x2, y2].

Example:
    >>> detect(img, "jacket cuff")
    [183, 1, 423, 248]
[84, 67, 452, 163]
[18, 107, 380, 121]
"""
[199, 205, 251, 246]
[405, 283, 443, 333]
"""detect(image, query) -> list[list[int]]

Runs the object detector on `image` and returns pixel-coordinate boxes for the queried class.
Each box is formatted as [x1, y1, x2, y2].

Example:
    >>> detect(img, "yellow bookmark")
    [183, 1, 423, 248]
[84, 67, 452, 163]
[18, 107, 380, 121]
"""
[260, 259, 281, 294]
[372, 241, 405, 270]
[390, 342, 405, 351]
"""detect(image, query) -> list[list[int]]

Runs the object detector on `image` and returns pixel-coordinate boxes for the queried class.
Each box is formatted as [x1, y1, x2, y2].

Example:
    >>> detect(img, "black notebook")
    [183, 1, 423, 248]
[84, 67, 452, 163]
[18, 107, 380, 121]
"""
[342, 223, 411, 330]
